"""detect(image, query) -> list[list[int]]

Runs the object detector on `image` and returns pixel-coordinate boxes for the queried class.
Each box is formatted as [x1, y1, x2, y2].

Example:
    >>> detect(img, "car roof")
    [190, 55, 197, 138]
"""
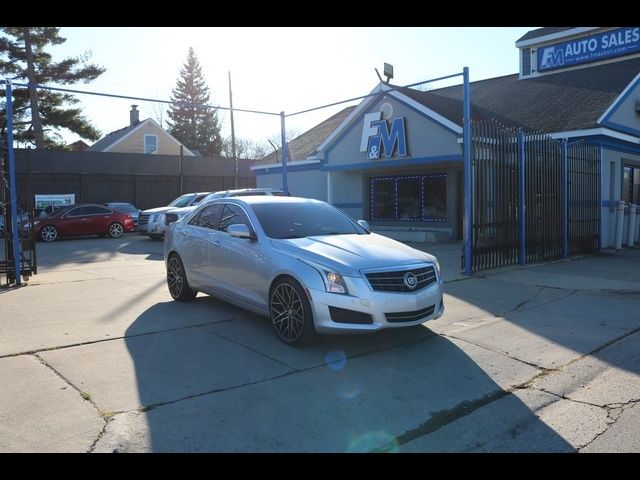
[217, 196, 323, 206]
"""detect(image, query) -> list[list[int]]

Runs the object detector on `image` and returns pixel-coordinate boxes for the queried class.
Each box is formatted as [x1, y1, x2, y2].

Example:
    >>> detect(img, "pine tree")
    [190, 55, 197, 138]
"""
[167, 47, 222, 156]
[0, 27, 105, 149]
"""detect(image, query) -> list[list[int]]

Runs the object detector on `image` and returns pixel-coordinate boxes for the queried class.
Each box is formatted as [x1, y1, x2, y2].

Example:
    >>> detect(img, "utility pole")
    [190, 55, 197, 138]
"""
[229, 71, 238, 189]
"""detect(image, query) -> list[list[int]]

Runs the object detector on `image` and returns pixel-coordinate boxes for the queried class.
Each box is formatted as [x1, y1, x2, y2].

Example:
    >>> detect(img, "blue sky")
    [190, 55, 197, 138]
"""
[50, 27, 535, 147]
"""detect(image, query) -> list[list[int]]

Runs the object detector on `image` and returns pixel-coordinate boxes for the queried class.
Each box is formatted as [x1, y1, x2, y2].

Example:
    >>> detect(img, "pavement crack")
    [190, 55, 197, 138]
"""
[88, 417, 111, 453]
[530, 387, 605, 410]
[33, 353, 108, 435]
[442, 333, 550, 372]
[132, 333, 440, 413]
[0, 318, 246, 359]
[372, 390, 511, 451]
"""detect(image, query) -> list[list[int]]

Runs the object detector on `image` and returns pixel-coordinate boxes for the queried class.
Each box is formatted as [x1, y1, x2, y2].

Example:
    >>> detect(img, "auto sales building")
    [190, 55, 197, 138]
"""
[254, 27, 640, 249]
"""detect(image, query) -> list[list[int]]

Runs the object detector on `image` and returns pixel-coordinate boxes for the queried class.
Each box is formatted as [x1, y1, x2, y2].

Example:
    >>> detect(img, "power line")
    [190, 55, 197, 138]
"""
[2, 81, 280, 117]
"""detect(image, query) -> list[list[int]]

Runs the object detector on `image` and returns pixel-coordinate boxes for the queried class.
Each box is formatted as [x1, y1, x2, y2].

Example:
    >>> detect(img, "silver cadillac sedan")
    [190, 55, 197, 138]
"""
[164, 196, 444, 346]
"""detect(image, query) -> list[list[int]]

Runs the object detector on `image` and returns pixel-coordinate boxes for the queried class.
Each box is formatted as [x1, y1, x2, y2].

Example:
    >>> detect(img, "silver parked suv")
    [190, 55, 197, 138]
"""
[140, 192, 213, 240]
[157, 188, 285, 239]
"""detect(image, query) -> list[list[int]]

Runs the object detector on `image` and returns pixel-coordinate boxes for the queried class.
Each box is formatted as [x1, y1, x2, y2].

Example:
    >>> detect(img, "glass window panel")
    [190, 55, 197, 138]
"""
[144, 135, 157, 154]
[198, 204, 223, 230]
[397, 177, 421, 220]
[423, 174, 447, 221]
[218, 204, 251, 232]
[370, 178, 395, 220]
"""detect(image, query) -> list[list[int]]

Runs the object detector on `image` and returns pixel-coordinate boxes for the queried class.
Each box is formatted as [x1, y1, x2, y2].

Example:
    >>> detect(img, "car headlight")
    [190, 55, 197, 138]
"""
[299, 259, 349, 295]
[324, 271, 348, 294]
[157, 213, 166, 224]
[433, 258, 441, 278]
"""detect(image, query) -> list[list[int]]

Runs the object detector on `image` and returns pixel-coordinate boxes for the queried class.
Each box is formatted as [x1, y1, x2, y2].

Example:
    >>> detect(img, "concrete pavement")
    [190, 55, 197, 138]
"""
[0, 235, 638, 452]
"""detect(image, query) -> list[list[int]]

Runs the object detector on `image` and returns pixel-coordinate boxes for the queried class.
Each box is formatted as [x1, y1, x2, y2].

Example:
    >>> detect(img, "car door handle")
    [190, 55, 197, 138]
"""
[211, 239, 220, 247]
[81, 218, 89, 223]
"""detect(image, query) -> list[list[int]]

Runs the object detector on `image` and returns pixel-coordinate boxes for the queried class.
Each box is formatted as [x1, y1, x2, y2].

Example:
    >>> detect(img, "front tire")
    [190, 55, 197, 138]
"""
[108, 222, 124, 238]
[167, 254, 197, 301]
[270, 278, 317, 346]
[41, 225, 58, 242]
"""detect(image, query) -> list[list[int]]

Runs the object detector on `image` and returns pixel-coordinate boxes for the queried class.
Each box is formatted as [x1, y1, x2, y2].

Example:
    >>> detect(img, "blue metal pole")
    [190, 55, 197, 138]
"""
[462, 67, 472, 275]
[5, 80, 21, 285]
[562, 139, 568, 259]
[518, 128, 526, 266]
[280, 111, 288, 196]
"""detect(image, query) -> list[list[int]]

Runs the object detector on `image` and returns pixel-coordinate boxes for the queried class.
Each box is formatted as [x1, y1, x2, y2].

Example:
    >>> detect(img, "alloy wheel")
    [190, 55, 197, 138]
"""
[109, 223, 124, 238]
[41, 226, 57, 242]
[271, 283, 305, 342]
[167, 256, 184, 298]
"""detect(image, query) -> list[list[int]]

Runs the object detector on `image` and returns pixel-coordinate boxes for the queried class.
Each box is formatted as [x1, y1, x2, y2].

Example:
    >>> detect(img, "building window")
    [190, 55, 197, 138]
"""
[423, 174, 447, 220]
[370, 173, 447, 222]
[622, 165, 640, 204]
[144, 134, 158, 154]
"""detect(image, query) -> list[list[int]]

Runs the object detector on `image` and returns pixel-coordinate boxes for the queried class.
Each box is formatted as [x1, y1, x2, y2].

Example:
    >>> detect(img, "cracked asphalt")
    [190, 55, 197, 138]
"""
[0, 236, 639, 452]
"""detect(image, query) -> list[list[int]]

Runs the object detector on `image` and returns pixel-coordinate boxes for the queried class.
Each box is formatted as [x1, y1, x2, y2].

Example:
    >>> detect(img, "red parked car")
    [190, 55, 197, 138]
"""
[33, 204, 135, 242]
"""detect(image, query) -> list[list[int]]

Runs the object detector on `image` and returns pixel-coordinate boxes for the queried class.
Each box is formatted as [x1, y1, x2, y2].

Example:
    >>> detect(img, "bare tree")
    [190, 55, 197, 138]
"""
[222, 137, 268, 160]
[266, 128, 301, 151]
[150, 94, 167, 127]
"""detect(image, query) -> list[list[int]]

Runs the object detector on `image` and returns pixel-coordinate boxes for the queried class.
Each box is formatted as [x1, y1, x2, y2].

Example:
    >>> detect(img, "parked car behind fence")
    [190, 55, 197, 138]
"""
[104, 202, 140, 228]
[34, 204, 135, 242]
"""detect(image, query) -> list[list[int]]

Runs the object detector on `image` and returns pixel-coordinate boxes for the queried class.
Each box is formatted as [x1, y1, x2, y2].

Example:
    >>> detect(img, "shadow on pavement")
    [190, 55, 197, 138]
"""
[101, 297, 575, 452]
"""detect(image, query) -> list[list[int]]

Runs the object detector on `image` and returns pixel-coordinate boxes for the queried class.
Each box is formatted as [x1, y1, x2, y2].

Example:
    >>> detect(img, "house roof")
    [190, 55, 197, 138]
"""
[87, 121, 144, 152]
[66, 140, 89, 151]
[516, 27, 576, 43]
[257, 56, 640, 166]
[413, 56, 640, 132]
[255, 106, 356, 166]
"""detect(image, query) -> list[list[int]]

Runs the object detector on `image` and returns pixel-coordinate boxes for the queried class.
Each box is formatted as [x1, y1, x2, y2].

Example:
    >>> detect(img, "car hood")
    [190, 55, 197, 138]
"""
[271, 233, 436, 276]
[142, 207, 174, 215]
[166, 206, 197, 216]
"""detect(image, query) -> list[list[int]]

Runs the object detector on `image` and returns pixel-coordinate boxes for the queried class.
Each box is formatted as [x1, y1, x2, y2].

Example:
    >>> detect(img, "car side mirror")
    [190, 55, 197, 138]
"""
[357, 220, 370, 232]
[228, 223, 255, 240]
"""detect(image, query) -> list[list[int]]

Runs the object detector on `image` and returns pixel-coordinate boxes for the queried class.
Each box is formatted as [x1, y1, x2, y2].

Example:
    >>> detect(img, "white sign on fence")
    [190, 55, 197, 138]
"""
[34, 194, 76, 210]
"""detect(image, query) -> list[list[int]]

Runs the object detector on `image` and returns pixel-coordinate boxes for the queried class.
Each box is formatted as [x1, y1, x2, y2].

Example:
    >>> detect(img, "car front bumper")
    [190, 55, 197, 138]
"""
[307, 275, 444, 334]
[147, 216, 167, 236]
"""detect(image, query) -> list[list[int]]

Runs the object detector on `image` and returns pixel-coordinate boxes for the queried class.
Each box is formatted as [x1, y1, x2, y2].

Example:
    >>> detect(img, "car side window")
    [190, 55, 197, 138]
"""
[87, 206, 111, 215]
[187, 211, 202, 226]
[218, 204, 251, 233]
[67, 206, 90, 216]
[195, 204, 223, 230]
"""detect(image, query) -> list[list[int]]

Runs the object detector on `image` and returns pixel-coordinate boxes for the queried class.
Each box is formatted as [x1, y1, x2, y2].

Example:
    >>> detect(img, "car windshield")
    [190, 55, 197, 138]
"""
[168, 194, 196, 208]
[252, 202, 365, 239]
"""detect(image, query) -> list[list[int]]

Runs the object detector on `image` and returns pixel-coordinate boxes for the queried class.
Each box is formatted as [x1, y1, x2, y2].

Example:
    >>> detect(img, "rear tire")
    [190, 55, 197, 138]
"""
[270, 277, 317, 346]
[167, 253, 197, 302]
[108, 222, 124, 238]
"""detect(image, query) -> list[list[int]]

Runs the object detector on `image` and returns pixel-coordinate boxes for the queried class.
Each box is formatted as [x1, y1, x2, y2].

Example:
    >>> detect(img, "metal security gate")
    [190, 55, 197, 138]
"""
[1, 137, 37, 287]
[525, 132, 563, 262]
[469, 121, 519, 271]
[466, 121, 600, 273]
[568, 141, 600, 254]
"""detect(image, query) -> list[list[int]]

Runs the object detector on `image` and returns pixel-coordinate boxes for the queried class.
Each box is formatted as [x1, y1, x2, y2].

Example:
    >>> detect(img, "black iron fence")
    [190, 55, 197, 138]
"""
[15, 172, 254, 211]
[568, 142, 600, 254]
[13, 149, 256, 211]
[1, 145, 37, 287]
[466, 121, 600, 272]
